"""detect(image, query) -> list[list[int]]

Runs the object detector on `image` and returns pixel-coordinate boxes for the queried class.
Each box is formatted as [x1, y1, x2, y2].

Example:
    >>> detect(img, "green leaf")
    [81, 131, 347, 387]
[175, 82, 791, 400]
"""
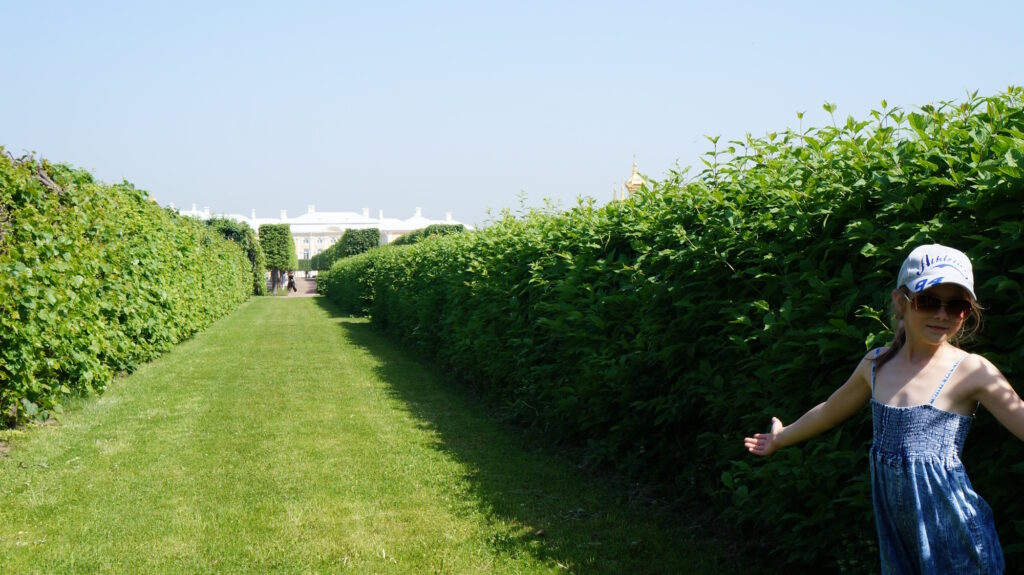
[859, 243, 878, 257]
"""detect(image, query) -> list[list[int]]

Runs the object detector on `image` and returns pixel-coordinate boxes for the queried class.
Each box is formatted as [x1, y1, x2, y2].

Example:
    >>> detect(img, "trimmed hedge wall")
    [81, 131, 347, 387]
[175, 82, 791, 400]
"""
[206, 217, 266, 295]
[390, 223, 465, 246]
[319, 89, 1024, 571]
[0, 153, 252, 427]
[316, 248, 377, 314]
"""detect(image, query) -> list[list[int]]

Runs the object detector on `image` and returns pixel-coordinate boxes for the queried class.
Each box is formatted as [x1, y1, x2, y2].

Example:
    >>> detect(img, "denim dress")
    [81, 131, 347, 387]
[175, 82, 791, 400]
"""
[870, 351, 1004, 574]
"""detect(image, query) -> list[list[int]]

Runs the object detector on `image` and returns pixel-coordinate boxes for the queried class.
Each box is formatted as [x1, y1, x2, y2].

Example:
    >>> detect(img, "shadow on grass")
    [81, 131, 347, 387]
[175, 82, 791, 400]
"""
[314, 298, 744, 575]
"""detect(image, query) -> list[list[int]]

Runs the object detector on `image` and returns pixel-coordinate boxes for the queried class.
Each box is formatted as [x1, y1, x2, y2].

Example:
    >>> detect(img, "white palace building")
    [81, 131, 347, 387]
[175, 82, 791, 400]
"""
[174, 204, 469, 260]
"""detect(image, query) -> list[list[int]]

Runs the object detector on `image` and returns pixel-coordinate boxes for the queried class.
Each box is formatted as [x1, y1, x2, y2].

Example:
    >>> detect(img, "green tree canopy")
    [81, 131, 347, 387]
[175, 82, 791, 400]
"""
[258, 224, 296, 291]
[310, 228, 380, 271]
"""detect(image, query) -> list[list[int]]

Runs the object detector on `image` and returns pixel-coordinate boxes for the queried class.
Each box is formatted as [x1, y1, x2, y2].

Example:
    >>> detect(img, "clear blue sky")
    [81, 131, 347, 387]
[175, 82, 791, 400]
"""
[3, 1, 1021, 227]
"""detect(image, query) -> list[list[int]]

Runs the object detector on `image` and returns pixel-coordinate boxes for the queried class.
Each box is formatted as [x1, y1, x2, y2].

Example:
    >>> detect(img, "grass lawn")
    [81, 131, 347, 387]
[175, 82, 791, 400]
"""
[0, 297, 739, 574]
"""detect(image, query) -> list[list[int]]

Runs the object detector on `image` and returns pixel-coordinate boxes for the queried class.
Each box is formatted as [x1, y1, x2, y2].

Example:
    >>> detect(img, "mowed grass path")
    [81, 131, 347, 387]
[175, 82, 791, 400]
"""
[1, 298, 735, 574]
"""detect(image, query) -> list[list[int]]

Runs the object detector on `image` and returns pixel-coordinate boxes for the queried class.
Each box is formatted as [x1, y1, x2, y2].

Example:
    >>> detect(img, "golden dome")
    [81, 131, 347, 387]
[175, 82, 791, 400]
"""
[624, 159, 645, 195]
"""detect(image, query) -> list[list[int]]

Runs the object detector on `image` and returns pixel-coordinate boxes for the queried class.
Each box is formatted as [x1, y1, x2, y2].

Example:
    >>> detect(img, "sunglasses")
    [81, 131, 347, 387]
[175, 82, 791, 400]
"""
[903, 292, 972, 317]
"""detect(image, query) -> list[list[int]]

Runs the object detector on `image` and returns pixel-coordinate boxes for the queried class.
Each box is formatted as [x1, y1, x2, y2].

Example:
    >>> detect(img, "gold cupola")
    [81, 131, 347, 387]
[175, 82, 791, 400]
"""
[624, 158, 645, 197]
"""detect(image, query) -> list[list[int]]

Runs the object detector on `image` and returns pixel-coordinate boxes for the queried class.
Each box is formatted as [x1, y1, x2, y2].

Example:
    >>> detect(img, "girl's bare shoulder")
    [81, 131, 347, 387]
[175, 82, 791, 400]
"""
[851, 347, 887, 382]
[860, 347, 888, 362]
[956, 352, 1009, 389]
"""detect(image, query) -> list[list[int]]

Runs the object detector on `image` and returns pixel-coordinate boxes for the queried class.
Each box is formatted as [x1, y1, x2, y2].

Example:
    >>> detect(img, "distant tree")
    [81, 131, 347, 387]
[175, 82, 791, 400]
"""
[259, 224, 296, 292]
[311, 228, 380, 271]
[340, 228, 380, 257]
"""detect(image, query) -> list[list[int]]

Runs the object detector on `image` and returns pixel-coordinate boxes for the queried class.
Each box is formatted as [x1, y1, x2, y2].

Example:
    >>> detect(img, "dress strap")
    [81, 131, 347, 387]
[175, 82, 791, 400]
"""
[929, 353, 969, 405]
[870, 348, 882, 396]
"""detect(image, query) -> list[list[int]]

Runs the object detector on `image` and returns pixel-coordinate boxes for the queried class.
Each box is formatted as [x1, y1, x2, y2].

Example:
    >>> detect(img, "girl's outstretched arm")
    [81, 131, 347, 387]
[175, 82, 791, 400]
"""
[744, 356, 873, 456]
[968, 355, 1024, 443]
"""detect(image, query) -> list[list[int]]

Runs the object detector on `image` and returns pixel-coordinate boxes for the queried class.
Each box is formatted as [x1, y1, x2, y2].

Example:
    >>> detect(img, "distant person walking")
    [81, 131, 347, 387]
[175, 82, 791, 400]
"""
[287, 271, 297, 293]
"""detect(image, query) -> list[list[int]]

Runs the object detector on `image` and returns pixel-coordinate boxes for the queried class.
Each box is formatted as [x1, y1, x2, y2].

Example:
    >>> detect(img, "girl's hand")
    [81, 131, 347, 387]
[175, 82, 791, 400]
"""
[743, 417, 784, 456]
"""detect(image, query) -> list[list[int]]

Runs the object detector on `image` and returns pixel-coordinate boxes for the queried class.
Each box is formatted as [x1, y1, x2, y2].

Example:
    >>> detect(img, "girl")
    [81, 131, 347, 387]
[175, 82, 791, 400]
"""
[744, 244, 1024, 574]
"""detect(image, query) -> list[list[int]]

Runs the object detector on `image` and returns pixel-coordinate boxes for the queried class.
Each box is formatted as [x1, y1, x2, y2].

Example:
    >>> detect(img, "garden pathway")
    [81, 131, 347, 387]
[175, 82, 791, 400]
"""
[0, 298, 736, 574]
[286, 274, 318, 297]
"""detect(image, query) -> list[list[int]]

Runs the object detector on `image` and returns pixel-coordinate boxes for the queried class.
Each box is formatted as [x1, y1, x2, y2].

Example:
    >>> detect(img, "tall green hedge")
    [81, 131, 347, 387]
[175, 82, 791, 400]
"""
[206, 217, 266, 295]
[0, 153, 252, 427]
[317, 245, 389, 315]
[318, 88, 1024, 571]
[390, 223, 465, 246]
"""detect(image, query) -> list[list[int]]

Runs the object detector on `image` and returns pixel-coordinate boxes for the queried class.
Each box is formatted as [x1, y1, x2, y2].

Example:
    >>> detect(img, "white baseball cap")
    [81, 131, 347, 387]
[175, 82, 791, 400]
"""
[897, 244, 976, 300]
